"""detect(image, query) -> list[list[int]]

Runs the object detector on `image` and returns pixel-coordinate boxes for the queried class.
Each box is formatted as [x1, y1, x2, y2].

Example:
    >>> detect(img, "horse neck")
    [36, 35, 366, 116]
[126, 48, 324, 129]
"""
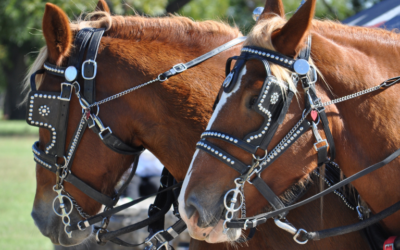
[311, 23, 400, 234]
[117, 36, 241, 181]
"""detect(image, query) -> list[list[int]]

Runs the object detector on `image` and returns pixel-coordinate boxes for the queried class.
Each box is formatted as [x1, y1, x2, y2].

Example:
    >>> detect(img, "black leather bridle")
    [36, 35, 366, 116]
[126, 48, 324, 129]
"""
[196, 38, 400, 245]
[27, 26, 247, 248]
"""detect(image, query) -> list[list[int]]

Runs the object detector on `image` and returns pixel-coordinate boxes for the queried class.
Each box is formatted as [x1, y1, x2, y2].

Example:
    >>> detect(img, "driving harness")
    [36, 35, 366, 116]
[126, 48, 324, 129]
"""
[196, 37, 400, 247]
[27, 27, 246, 249]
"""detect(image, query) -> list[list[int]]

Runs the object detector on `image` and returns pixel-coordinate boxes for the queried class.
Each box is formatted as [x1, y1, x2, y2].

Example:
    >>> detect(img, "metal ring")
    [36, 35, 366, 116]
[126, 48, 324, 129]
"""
[223, 189, 243, 213]
[52, 195, 74, 217]
[95, 104, 100, 116]
[222, 220, 230, 234]
[79, 97, 90, 110]
[72, 81, 80, 95]
[96, 228, 109, 243]
[314, 113, 320, 125]
[252, 150, 268, 161]
[293, 229, 309, 244]
[157, 74, 167, 82]
[55, 156, 68, 169]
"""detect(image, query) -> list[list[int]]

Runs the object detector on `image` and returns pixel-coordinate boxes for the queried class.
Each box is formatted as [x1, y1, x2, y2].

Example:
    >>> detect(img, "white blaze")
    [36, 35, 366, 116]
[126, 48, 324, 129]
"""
[179, 66, 247, 223]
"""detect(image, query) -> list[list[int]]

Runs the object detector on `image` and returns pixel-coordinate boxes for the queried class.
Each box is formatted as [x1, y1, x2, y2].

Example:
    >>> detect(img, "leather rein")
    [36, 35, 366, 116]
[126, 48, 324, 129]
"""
[27, 27, 246, 248]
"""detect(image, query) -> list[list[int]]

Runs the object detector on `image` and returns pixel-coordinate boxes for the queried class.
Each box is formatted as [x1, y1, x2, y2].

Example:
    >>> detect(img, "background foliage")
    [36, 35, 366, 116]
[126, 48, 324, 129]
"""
[0, 0, 383, 119]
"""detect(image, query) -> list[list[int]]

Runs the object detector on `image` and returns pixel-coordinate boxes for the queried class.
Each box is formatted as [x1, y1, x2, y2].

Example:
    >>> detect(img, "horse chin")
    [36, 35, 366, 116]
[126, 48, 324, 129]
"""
[57, 223, 93, 247]
[32, 203, 92, 246]
[205, 220, 241, 243]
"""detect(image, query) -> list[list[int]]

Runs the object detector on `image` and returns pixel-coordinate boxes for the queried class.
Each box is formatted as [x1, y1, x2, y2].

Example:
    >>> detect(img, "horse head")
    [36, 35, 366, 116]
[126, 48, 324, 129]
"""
[178, 0, 331, 242]
[28, 1, 241, 246]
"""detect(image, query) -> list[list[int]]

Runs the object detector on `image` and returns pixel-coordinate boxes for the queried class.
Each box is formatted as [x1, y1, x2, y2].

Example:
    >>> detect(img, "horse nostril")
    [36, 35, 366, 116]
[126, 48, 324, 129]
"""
[185, 193, 222, 228]
[185, 195, 199, 220]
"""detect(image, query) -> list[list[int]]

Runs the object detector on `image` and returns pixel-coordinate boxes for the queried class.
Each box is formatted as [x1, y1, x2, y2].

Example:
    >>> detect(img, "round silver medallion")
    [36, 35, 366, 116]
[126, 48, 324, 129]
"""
[64, 66, 78, 82]
[38, 105, 50, 117]
[293, 59, 310, 75]
[223, 72, 234, 88]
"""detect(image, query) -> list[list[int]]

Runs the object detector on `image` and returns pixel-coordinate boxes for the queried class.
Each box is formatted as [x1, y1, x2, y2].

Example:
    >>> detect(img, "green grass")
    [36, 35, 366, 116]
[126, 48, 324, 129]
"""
[0, 119, 38, 136]
[0, 135, 53, 250]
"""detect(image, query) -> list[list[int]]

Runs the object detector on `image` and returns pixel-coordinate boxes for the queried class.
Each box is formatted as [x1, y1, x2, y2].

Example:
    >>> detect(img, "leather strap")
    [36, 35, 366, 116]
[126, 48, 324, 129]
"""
[160, 36, 246, 79]
[201, 130, 258, 154]
[69, 181, 182, 231]
[252, 176, 288, 218]
[196, 140, 249, 175]
[83, 29, 105, 104]
[87, 117, 144, 155]
[227, 148, 400, 228]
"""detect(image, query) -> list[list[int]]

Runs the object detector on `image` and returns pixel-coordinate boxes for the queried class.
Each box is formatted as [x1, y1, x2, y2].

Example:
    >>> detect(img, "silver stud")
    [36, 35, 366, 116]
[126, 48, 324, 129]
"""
[247, 139, 250, 143]
[211, 149, 215, 152]
[227, 158, 231, 162]
[219, 153, 223, 157]
[223, 156, 227, 159]
[234, 139, 238, 143]
[231, 161, 235, 165]
[215, 151, 219, 154]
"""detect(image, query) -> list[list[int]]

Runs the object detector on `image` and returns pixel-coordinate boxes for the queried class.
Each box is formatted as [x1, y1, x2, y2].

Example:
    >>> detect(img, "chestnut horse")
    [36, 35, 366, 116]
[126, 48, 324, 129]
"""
[28, 1, 368, 249]
[179, 0, 400, 246]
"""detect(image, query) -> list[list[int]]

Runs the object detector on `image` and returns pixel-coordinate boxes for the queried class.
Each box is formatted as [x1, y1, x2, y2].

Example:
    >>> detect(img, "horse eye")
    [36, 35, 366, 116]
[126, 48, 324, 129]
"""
[249, 96, 258, 107]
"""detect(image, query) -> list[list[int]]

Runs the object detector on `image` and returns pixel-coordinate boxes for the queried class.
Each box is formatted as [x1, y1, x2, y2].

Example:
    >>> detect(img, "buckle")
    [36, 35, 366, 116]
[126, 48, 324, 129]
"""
[172, 63, 187, 74]
[145, 230, 172, 250]
[77, 220, 90, 231]
[313, 139, 328, 151]
[59, 82, 73, 101]
[99, 127, 112, 140]
[82, 59, 97, 80]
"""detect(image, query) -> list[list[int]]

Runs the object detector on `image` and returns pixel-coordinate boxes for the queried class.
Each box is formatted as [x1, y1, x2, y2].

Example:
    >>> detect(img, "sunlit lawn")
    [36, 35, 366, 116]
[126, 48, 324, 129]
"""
[0, 119, 53, 250]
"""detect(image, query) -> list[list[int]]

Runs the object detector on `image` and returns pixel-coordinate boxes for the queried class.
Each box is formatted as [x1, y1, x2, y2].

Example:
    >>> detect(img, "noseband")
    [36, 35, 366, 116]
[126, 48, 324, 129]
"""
[27, 28, 246, 247]
[196, 37, 400, 244]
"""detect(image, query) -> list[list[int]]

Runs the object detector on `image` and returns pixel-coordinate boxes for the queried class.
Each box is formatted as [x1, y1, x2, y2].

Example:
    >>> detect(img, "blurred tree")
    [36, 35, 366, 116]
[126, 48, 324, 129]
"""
[0, 0, 383, 119]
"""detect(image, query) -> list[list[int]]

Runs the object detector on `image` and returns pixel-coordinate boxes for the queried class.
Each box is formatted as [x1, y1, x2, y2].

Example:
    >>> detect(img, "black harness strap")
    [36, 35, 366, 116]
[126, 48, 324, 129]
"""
[227, 148, 400, 229]
[83, 29, 105, 104]
[160, 36, 247, 80]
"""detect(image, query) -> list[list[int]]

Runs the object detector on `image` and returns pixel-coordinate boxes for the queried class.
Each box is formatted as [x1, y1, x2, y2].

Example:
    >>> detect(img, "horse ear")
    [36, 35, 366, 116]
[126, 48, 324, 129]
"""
[91, 0, 111, 21]
[259, 0, 285, 20]
[271, 0, 316, 57]
[95, 0, 110, 13]
[42, 3, 72, 65]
